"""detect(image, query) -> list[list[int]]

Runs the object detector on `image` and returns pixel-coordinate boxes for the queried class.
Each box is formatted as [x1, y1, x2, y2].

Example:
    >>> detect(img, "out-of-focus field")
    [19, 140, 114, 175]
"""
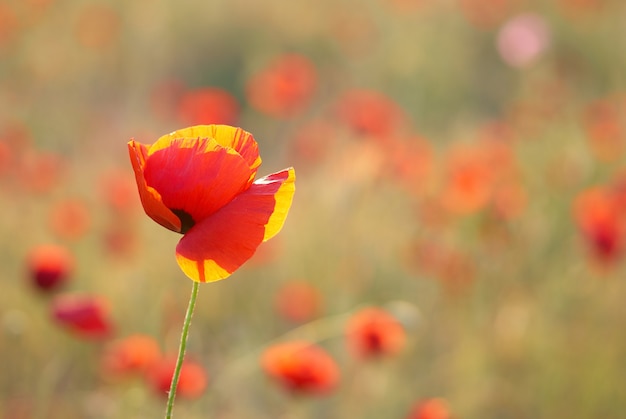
[2, 0, 626, 418]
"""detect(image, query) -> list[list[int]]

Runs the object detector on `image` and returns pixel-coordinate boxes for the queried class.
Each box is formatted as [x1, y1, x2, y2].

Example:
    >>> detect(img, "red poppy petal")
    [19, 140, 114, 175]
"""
[128, 140, 182, 232]
[175, 167, 296, 282]
[144, 137, 253, 224]
[150, 125, 261, 175]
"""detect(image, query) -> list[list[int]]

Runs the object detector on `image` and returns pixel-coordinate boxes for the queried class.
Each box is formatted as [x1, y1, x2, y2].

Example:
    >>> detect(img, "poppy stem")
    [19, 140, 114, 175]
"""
[165, 280, 200, 419]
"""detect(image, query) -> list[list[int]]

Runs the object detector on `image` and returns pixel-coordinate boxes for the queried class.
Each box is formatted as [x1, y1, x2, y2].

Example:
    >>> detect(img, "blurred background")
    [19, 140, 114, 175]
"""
[2, 0, 626, 417]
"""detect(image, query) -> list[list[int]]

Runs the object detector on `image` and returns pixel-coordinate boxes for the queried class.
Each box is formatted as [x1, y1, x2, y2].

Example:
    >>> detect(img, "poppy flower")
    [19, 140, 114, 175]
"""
[177, 88, 239, 127]
[573, 186, 625, 265]
[275, 281, 323, 323]
[246, 53, 317, 118]
[407, 398, 451, 419]
[261, 341, 340, 395]
[334, 89, 410, 141]
[145, 356, 208, 399]
[101, 334, 161, 378]
[26, 244, 74, 292]
[346, 307, 406, 358]
[48, 199, 92, 241]
[51, 293, 113, 339]
[128, 125, 296, 283]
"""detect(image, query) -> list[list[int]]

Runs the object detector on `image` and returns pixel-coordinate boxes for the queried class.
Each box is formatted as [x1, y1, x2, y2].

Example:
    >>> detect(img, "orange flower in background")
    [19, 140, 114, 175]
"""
[128, 125, 296, 283]
[346, 307, 406, 358]
[74, 3, 120, 49]
[26, 244, 74, 292]
[51, 293, 113, 339]
[407, 398, 452, 419]
[177, 88, 239, 127]
[261, 341, 340, 395]
[458, 0, 520, 29]
[583, 96, 626, 162]
[573, 186, 625, 265]
[246, 53, 317, 118]
[275, 281, 323, 323]
[101, 334, 161, 378]
[145, 356, 208, 399]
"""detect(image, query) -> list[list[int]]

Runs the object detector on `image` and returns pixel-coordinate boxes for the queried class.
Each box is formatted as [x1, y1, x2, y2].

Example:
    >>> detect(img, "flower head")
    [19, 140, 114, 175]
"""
[50, 293, 113, 339]
[346, 307, 406, 358]
[145, 356, 208, 399]
[100, 334, 161, 378]
[128, 125, 295, 283]
[261, 341, 340, 395]
[26, 244, 74, 292]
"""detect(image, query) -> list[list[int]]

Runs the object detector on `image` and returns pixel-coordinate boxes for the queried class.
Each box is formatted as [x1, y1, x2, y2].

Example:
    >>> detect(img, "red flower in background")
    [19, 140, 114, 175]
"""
[128, 125, 296, 283]
[51, 293, 113, 339]
[574, 186, 625, 265]
[26, 244, 74, 292]
[440, 139, 525, 218]
[275, 281, 323, 323]
[261, 341, 340, 395]
[334, 89, 410, 141]
[177, 88, 239, 126]
[407, 398, 452, 419]
[48, 199, 91, 241]
[246, 53, 317, 118]
[346, 307, 406, 358]
[101, 334, 161, 378]
[145, 356, 208, 399]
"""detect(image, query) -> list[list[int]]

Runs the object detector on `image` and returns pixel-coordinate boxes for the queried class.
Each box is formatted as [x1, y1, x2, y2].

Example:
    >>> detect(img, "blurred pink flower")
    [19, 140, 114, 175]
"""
[497, 13, 550, 68]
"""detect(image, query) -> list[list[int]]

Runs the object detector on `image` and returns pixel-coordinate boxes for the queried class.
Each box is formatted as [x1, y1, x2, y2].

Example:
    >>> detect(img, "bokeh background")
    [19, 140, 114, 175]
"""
[2, 0, 626, 417]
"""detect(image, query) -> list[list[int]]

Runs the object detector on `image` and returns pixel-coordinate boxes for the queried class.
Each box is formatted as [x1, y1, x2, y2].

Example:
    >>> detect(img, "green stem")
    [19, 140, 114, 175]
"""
[165, 281, 200, 419]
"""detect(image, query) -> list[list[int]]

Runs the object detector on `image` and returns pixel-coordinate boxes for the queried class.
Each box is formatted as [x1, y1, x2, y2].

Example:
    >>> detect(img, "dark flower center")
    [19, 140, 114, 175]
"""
[171, 209, 195, 234]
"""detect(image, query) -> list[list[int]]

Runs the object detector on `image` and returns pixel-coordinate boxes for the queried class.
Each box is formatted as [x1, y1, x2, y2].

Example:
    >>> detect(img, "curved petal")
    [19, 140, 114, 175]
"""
[143, 137, 253, 225]
[175, 167, 296, 282]
[257, 168, 296, 241]
[128, 140, 181, 232]
[150, 125, 262, 176]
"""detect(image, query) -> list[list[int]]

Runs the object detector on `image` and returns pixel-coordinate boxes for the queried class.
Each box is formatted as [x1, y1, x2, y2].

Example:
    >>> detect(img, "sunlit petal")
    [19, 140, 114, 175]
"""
[128, 140, 181, 232]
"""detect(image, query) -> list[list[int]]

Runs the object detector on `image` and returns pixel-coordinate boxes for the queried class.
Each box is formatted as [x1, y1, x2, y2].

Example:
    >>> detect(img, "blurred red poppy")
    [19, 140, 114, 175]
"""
[574, 186, 625, 265]
[26, 244, 74, 292]
[128, 125, 296, 283]
[334, 89, 409, 141]
[48, 199, 91, 241]
[51, 293, 113, 339]
[275, 281, 323, 323]
[407, 398, 451, 419]
[99, 170, 140, 216]
[261, 341, 340, 395]
[346, 307, 406, 358]
[145, 356, 208, 399]
[177, 88, 239, 127]
[101, 334, 161, 378]
[246, 53, 317, 118]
